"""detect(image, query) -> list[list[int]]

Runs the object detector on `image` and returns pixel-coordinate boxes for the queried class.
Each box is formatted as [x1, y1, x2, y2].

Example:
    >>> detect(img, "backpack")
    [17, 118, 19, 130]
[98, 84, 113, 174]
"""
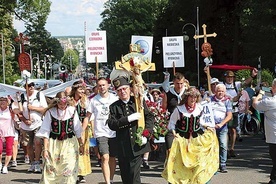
[20, 91, 41, 103]
[223, 81, 239, 94]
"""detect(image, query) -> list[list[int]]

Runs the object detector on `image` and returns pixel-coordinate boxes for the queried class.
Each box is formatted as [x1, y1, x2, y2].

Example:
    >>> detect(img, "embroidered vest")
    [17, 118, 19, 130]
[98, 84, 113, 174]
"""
[175, 112, 204, 139]
[76, 103, 86, 123]
[50, 114, 75, 140]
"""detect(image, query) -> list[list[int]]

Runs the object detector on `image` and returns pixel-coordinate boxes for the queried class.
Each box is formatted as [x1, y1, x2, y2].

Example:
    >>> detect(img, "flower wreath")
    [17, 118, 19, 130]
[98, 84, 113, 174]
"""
[146, 100, 170, 140]
[135, 127, 151, 146]
[135, 100, 170, 146]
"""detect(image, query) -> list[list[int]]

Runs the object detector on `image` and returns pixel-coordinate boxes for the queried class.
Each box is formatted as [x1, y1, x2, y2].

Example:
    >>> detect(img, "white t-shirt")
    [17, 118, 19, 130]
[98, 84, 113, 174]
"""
[87, 93, 118, 138]
[0, 107, 15, 137]
[223, 81, 242, 112]
[224, 81, 242, 99]
[21, 91, 48, 131]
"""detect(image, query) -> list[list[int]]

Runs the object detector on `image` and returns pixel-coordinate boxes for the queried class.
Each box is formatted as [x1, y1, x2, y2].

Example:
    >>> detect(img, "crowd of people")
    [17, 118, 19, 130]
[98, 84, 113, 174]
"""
[0, 66, 275, 184]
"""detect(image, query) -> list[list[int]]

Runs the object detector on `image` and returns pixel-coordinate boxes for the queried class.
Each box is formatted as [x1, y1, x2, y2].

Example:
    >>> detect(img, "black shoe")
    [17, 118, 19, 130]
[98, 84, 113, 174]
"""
[142, 160, 150, 169]
[219, 166, 228, 173]
[95, 160, 101, 167]
[78, 176, 86, 183]
[229, 149, 237, 157]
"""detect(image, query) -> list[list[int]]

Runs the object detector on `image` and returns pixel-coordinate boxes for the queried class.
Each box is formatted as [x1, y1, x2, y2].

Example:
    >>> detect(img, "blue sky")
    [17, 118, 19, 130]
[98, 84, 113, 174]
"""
[13, 0, 107, 36]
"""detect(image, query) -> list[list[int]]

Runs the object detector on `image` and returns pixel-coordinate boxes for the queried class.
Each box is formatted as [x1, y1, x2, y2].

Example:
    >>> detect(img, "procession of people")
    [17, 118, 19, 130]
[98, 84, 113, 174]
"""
[0, 42, 275, 184]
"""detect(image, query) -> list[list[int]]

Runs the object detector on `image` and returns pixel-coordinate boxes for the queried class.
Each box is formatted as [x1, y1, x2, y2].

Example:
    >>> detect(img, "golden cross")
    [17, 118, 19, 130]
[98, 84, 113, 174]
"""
[114, 44, 156, 129]
[193, 24, 217, 43]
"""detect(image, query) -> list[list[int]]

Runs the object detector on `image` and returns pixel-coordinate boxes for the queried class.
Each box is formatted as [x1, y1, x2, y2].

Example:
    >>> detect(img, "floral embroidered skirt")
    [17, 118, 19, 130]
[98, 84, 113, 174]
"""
[162, 129, 219, 184]
[40, 136, 79, 184]
[78, 127, 92, 176]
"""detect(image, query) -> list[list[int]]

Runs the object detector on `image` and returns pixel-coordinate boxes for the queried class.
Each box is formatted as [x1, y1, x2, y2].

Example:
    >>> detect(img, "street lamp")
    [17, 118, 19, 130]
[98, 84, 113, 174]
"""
[10, 44, 15, 57]
[155, 40, 162, 54]
[181, 7, 200, 87]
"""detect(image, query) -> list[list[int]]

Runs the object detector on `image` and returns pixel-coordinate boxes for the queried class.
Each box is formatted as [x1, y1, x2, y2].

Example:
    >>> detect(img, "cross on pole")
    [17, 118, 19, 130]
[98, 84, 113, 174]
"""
[15, 33, 29, 53]
[194, 24, 217, 95]
[193, 24, 217, 43]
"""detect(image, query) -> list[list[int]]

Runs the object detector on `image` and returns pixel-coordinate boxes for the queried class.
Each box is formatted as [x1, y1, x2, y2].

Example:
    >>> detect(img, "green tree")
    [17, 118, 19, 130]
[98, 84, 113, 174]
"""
[16, 0, 63, 64]
[99, 0, 168, 66]
[0, 2, 21, 84]
[61, 49, 79, 73]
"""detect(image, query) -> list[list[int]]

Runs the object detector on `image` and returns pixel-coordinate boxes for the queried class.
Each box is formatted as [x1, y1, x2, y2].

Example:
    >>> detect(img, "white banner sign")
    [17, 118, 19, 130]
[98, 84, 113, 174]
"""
[162, 36, 184, 68]
[200, 101, 215, 128]
[131, 35, 153, 62]
[86, 31, 107, 63]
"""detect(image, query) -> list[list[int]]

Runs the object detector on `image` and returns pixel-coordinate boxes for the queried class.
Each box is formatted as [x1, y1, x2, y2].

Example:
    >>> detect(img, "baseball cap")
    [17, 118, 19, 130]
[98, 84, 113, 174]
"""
[224, 70, 235, 77]
[210, 78, 219, 84]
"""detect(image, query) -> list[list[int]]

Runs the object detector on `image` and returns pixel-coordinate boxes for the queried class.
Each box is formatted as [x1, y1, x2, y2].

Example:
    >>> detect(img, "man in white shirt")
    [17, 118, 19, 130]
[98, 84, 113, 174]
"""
[83, 77, 118, 184]
[253, 79, 276, 184]
[17, 81, 48, 173]
[223, 69, 257, 157]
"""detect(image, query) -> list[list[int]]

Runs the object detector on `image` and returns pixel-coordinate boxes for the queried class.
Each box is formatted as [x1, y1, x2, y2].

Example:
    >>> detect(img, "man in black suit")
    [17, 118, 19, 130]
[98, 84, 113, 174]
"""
[107, 76, 154, 184]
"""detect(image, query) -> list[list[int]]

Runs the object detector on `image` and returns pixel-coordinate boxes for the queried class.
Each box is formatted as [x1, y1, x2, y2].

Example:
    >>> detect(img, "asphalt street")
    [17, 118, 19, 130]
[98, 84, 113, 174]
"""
[1, 133, 272, 184]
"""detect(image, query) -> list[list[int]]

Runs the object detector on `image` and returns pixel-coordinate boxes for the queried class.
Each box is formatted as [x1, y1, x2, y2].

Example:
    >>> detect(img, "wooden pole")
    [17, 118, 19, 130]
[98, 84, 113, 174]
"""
[96, 56, 99, 79]
[206, 66, 211, 94]
[135, 96, 145, 129]
[25, 79, 31, 120]
[173, 61, 176, 75]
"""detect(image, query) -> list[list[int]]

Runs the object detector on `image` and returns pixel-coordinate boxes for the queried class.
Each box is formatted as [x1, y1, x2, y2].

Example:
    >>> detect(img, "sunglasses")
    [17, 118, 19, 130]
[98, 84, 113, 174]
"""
[27, 83, 34, 88]
[0, 98, 8, 101]
[117, 87, 129, 93]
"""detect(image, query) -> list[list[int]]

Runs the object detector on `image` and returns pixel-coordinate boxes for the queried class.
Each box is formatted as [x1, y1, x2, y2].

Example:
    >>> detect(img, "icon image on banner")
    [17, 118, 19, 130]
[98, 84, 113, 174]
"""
[135, 40, 149, 55]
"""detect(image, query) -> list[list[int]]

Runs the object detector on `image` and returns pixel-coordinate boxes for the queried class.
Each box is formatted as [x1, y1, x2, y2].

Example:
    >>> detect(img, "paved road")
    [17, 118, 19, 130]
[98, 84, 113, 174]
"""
[2, 134, 272, 184]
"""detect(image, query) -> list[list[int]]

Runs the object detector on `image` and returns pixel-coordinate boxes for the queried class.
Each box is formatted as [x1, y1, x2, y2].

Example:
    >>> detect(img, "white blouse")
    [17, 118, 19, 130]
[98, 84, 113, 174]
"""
[36, 106, 83, 139]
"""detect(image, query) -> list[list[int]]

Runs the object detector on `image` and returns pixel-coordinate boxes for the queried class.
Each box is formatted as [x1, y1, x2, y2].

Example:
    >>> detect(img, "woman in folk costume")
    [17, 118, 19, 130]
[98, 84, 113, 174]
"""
[36, 91, 84, 184]
[69, 79, 92, 183]
[162, 87, 219, 184]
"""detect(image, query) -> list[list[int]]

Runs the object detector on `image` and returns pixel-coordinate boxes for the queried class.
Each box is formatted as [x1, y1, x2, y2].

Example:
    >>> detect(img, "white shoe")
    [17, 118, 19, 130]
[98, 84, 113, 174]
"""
[2, 166, 8, 174]
[0, 163, 2, 171]
[25, 156, 30, 164]
[11, 161, 17, 167]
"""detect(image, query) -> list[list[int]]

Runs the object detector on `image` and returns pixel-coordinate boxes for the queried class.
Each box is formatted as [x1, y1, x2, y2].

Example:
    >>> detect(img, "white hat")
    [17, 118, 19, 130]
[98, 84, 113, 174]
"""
[210, 78, 219, 84]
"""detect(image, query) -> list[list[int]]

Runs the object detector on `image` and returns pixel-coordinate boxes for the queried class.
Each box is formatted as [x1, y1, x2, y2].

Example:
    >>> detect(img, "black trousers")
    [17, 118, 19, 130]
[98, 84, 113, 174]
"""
[269, 143, 276, 180]
[118, 154, 142, 184]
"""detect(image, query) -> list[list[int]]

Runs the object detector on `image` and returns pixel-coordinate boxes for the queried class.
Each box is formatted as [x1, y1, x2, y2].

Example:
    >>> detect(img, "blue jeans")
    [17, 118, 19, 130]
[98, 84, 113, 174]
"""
[216, 127, 228, 168]
[237, 113, 245, 136]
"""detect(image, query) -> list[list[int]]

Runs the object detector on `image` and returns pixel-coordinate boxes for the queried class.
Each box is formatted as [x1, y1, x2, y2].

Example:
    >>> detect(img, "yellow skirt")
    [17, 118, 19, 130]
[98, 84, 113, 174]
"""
[78, 127, 92, 176]
[40, 137, 79, 184]
[162, 130, 219, 184]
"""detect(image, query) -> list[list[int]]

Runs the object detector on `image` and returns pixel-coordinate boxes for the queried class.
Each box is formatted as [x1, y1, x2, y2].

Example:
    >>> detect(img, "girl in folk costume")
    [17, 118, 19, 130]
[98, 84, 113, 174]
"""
[36, 91, 84, 184]
[162, 87, 219, 184]
[0, 95, 16, 174]
[70, 79, 92, 183]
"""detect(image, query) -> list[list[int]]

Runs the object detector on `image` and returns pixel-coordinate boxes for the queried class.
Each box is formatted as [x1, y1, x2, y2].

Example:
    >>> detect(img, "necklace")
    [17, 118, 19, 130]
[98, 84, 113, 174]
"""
[56, 107, 67, 120]
[185, 103, 196, 113]
[96, 94, 111, 116]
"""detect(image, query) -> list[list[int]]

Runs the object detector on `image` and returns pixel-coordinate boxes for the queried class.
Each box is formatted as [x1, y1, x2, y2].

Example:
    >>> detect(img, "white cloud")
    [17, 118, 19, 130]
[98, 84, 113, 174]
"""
[14, 0, 108, 36]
